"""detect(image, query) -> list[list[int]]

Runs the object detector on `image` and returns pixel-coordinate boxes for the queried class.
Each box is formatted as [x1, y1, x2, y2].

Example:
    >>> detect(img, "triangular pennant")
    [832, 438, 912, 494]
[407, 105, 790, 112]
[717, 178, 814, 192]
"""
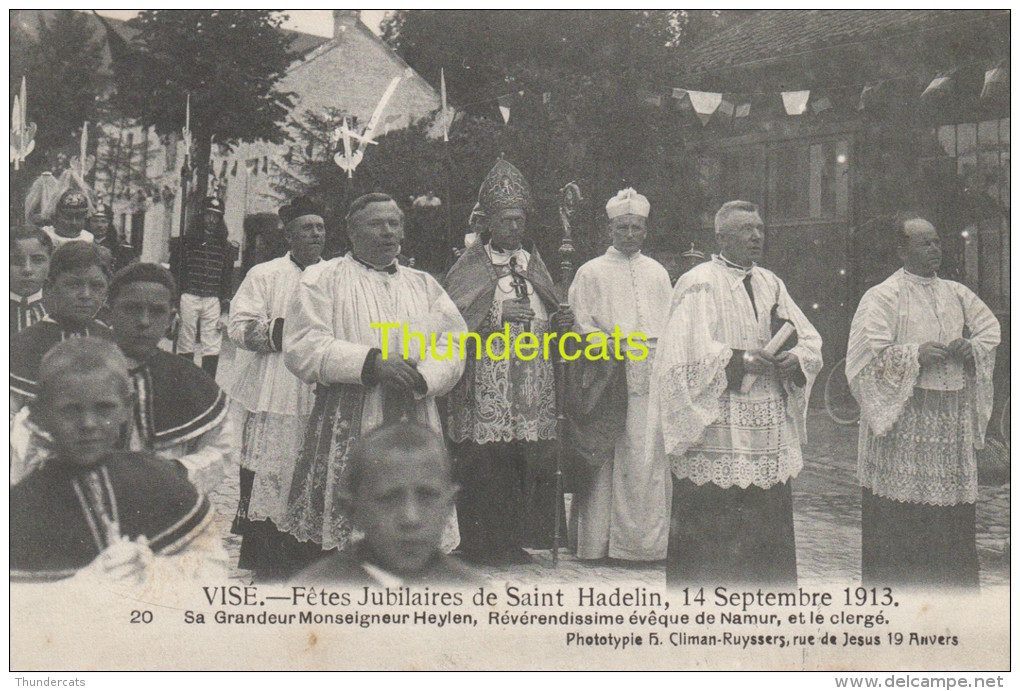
[717, 99, 735, 117]
[735, 103, 751, 118]
[687, 90, 723, 117]
[644, 94, 662, 107]
[672, 87, 686, 100]
[781, 90, 810, 115]
[811, 96, 833, 114]
[11, 93, 21, 133]
[542, 92, 551, 105]
[981, 66, 1009, 100]
[497, 94, 512, 123]
[921, 73, 952, 100]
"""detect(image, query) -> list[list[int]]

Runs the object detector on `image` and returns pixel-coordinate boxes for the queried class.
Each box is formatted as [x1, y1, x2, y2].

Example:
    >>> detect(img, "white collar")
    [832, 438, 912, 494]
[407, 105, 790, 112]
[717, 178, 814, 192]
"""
[712, 254, 755, 291]
[901, 267, 939, 285]
[606, 246, 641, 261]
[485, 242, 528, 267]
[10, 290, 43, 303]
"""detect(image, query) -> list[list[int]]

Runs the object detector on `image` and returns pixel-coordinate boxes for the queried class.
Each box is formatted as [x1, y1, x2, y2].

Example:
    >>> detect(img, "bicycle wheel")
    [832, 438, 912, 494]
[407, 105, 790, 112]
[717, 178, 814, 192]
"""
[824, 357, 860, 425]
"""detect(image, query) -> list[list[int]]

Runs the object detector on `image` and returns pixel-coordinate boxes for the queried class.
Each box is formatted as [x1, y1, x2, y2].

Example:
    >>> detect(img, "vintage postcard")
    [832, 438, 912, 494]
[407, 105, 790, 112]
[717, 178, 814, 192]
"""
[9, 9, 1010, 673]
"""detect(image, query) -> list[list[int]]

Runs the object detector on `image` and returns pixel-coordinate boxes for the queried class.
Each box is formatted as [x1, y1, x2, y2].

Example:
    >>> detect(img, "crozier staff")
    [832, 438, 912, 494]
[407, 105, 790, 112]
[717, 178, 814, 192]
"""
[847, 216, 999, 588]
[282, 193, 466, 555]
[648, 200, 823, 586]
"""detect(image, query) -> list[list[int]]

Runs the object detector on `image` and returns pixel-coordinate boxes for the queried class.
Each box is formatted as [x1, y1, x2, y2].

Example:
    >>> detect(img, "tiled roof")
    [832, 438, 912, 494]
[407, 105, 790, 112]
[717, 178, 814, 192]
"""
[682, 10, 997, 76]
[12, 11, 329, 61]
[100, 14, 329, 58]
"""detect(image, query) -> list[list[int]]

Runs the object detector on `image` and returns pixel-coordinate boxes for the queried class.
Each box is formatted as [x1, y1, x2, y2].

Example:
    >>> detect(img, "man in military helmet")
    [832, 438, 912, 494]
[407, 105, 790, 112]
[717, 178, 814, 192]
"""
[42, 189, 94, 248]
[169, 196, 235, 377]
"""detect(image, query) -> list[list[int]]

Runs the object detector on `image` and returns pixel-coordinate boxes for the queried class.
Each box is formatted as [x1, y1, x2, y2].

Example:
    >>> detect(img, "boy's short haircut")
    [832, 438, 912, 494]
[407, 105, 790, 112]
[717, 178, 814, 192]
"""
[10, 225, 55, 256]
[345, 423, 452, 495]
[47, 241, 111, 282]
[36, 337, 132, 406]
[109, 262, 178, 304]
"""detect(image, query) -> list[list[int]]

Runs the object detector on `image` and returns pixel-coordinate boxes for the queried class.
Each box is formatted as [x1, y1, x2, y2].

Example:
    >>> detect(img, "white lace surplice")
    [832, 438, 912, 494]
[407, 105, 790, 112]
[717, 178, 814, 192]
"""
[847, 269, 1000, 505]
[649, 257, 823, 490]
[226, 254, 318, 524]
[282, 255, 468, 550]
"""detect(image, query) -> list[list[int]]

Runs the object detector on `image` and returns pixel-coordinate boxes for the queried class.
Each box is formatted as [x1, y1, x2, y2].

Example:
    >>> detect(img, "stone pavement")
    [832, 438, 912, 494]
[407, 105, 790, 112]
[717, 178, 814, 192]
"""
[209, 341, 1009, 587]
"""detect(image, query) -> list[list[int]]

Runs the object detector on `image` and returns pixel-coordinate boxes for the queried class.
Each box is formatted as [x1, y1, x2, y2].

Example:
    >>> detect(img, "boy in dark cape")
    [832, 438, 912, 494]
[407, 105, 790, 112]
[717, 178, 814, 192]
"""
[11, 338, 222, 584]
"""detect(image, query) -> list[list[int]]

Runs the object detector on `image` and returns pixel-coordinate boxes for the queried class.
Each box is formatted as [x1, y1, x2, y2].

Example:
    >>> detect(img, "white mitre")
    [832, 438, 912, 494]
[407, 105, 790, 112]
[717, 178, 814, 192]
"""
[605, 187, 650, 219]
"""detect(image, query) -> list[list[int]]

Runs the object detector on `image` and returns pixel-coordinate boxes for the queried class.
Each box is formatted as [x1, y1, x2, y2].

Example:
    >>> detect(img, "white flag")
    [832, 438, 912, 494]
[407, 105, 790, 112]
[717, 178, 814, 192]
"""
[686, 90, 722, 125]
[781, 90, 810, 115]
[440, 68, 449, 142]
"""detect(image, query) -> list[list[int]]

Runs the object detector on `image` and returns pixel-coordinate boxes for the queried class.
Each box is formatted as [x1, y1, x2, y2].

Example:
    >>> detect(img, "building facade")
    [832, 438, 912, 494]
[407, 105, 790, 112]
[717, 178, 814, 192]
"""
[676, 10, 1009, 402]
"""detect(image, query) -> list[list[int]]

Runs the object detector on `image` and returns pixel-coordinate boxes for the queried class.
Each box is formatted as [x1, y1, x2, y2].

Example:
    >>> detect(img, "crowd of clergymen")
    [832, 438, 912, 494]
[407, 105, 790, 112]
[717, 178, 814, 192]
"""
[10, 159, 1000, 589]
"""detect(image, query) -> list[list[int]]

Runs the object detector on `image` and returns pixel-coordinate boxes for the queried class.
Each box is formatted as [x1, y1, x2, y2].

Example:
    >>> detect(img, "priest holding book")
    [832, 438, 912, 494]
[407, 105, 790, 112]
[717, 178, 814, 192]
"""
[648, 200, 823, 586]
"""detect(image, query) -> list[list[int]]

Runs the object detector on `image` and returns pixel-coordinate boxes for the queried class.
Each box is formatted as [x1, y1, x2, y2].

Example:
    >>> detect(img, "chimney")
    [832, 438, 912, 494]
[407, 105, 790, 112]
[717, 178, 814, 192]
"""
[333, 10, 361, 38]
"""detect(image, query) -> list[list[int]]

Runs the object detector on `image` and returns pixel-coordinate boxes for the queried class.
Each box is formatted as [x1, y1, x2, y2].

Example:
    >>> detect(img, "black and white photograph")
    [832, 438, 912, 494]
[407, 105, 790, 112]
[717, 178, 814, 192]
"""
[8, 9, 1011, 676]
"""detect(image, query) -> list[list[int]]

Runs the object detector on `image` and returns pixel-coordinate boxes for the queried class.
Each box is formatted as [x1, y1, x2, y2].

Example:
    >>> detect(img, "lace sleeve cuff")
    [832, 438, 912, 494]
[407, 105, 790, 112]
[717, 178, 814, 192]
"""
[850, 343, 920, 436]
[240, 319, 275, 353]
[657, 347, 732, 458]
[968, 339, 996, 449]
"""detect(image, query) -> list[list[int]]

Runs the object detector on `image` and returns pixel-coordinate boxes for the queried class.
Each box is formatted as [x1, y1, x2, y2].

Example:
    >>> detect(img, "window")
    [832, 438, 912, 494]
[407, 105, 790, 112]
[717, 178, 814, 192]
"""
[938, 118, 1009, 309]
[937, 119, 1009, 210]
[771, 139, 848, 221]
[698, 146, 766, 226]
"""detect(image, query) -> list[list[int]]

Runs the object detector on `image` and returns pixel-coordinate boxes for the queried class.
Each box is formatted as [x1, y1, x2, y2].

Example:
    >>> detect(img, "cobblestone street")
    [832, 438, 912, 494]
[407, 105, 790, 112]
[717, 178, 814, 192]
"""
[211, 344, 1009, 588]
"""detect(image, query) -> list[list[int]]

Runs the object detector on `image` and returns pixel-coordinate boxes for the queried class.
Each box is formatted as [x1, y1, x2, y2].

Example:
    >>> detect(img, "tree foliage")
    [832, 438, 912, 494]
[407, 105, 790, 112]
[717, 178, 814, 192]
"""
[10, 11, 108, 207]
[285, 10, 744, 275]
[112, 10, 297, 201]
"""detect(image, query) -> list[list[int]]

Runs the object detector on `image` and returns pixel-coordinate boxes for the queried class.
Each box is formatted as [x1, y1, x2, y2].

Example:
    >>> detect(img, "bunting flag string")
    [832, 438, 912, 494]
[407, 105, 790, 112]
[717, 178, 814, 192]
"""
[430, 54, 1005, 134]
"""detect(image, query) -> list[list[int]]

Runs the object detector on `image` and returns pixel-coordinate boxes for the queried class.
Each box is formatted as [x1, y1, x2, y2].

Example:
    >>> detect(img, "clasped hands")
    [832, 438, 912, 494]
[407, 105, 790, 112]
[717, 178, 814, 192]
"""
[374, 352, 427, 392]
[744, 349, 801, 379]
[919, 339, 974, 369]
[83, 535, 154, 586]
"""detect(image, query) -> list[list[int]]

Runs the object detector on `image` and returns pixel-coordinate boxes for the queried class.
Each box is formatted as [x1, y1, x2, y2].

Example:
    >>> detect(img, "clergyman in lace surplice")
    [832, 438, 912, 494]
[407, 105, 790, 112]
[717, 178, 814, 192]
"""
[847, 217, 999, 588]
[648, 200, 823, 587]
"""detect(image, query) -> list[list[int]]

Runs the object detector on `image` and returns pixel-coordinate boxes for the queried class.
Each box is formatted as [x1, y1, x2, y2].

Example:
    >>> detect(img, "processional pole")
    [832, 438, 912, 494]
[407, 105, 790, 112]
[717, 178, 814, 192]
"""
[552, 181, 581, 566]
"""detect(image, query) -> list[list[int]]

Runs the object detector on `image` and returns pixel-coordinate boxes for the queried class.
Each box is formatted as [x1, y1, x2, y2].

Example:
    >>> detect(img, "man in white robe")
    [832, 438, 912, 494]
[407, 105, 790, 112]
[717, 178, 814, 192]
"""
[649, 200, 823, 586]
[283, 193, 467, 553]
[568, 188, 672, 562]
[226, 196, 325, 580]
[847, 217, 999, 588]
